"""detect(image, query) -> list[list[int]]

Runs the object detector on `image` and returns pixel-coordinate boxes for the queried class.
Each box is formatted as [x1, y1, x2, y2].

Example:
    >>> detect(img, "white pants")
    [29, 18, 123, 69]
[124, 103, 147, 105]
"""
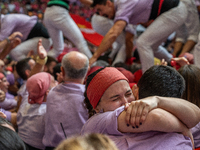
[44, 6, 92, 58]
[9, 37, 52, 61]
[194, 33, 200, 68]
[176, 0, 200, 43]
[91, 14, 127, 66]
[136, 1, 188, 73]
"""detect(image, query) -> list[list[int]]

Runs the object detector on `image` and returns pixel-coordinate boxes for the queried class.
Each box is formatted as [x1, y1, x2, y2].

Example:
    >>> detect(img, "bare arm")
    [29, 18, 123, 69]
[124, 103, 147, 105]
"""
[179, 40, 196, 56]
[156, 96, 200, 128]
[0, 32, 23, 59]
[79, 0, 93, 6]
[89, 20, 126, 66]
[119, 108, 189, 133]
[118, 108, 194, 147]
[125, 32, 134, 59]
[125, 96, 200, 129]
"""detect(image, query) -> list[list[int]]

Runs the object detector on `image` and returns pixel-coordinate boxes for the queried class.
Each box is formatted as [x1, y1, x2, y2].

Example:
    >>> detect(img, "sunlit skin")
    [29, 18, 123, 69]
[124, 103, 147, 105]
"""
[95, 80, 135, 112]
[95, 1, 115, 19]
[28, 59, 36, 70]
[0, 77, 9, 93]
[0, 60, 5, 73]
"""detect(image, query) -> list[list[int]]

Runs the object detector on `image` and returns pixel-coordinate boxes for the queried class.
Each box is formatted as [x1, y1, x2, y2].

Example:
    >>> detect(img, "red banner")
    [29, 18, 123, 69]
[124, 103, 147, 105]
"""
[70, 14, 103, 46]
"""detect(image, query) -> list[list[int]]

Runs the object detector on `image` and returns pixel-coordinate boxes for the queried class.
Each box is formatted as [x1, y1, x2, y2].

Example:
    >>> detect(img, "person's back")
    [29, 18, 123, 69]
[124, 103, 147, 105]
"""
[17, 72, 56, 150]
[0, 14, 37, 42]
[43, 51, 89, 149]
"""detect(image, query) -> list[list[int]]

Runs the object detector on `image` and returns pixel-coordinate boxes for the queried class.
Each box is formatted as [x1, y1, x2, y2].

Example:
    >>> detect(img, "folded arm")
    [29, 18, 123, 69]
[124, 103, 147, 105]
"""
[125, 96, 200, 129]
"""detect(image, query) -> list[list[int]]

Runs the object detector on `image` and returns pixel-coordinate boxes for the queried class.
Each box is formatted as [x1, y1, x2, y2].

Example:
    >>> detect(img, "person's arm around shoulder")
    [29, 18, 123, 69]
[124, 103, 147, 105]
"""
[125, 96, 200, 129]
[89, 20, 127, 66]
[118, 108, 194, 148]
[118, 108, 188, 133]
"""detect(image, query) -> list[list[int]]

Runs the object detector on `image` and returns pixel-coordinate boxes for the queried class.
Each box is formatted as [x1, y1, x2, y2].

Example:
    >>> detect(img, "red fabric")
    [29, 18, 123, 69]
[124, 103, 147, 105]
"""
[171, 60, 181, 70]
[129, 82, 137, 89]
[57, 52, 67, 63]
[87, 67, 128, 109]
[27, 72, 51, 104]
[70, 14, 103, 46]
[116, 67, 135, 83]
[133, 69, 142, 83]
[157, 0, 164, 16]
[0, 73, 5, 80]
[125, 57, 136, 65]
[87, 66, 103, 77]
[5, 66, 13, 72]
[195, 147, 200, 150]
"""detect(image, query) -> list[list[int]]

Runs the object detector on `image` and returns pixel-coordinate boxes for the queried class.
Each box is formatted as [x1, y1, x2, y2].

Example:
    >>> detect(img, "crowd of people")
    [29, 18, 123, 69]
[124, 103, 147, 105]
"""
[1, 0, 200, 150]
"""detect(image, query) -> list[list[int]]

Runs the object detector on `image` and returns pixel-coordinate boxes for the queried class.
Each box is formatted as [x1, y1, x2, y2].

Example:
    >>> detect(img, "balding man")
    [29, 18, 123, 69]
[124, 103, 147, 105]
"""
[43, 51, 89, 150]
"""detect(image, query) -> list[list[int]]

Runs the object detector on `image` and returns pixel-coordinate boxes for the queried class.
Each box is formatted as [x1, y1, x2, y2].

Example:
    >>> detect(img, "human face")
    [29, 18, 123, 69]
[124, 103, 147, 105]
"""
[95, 1, 115, 19]
[0, 60, 5, 73]
[0, 77, 9, 93]
[47, 61, 57, 75]
[95, 80, 135, 112]
[28, 59, 36, 70]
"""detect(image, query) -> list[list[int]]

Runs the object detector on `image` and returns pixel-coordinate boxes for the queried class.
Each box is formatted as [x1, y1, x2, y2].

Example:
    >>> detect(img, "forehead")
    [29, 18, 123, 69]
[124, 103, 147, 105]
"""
[0, 60, 4, 65]
[103, 80, 130, 97]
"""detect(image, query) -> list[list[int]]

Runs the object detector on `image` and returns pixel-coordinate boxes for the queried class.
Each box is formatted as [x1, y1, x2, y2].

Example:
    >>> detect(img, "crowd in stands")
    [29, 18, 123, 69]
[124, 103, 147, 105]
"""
[1, 0, 96, 21]
[0, 0, 200, 150]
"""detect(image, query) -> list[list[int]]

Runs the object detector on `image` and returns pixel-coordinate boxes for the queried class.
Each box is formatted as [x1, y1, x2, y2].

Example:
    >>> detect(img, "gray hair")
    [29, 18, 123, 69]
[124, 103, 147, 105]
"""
[61, 53, 89, 79]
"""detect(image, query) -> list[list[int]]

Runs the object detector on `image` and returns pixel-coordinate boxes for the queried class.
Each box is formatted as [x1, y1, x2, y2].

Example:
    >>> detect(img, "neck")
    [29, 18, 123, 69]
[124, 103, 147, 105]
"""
[64, 77, 84, 84]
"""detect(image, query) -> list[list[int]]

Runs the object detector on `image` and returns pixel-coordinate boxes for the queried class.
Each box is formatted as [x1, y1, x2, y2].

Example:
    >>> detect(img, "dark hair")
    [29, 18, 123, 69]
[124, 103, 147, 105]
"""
[16, 58, 32, 80]
[137, 65, 185, 99]
[53, 63, 61, 81]
[0, 116, 13, 127]
[46, 56, 57, 67]
[84, 67, 104, 118]
[91, 0, 108, 7]
[0, 126, 26, 150]
[178, 65, 200, 107]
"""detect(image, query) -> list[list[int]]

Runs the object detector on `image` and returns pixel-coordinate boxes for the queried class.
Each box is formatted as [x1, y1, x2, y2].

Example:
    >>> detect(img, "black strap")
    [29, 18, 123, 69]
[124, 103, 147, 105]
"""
[149, 0, 180, 20]
[27, 22, 49, 40]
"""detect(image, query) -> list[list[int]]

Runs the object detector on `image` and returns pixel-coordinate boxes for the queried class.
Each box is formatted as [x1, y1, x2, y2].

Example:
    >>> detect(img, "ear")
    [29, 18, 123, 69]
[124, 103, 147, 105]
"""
[107, 0, 112, 7]
[132, 84, 139, 100]
[60, 66, 65, 77]
[25, 69, 31, 78]
[94, 105, 102, 113]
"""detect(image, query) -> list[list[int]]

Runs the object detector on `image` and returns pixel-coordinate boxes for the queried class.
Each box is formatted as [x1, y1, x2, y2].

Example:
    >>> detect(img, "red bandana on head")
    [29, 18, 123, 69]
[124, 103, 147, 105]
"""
[86, 67, 128, 109]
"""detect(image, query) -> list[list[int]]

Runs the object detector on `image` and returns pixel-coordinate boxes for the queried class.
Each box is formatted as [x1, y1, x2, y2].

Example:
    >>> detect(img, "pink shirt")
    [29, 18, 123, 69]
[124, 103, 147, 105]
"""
[114, 0, 154, 25]
[0, 14, 37, 41]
